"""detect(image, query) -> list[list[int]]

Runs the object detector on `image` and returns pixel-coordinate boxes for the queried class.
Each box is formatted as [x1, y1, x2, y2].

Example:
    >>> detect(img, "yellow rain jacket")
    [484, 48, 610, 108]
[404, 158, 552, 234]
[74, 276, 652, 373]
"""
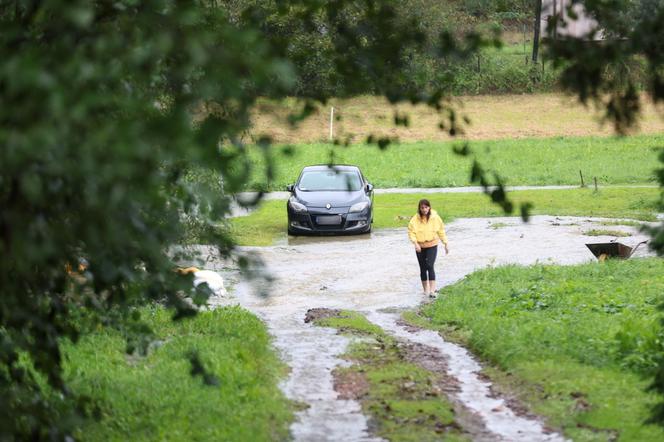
[408, 209, 448, 248]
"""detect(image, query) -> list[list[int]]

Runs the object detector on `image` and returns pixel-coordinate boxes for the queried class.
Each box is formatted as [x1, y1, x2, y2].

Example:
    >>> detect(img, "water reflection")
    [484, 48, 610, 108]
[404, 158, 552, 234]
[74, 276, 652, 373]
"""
[281, 232, 374, 246]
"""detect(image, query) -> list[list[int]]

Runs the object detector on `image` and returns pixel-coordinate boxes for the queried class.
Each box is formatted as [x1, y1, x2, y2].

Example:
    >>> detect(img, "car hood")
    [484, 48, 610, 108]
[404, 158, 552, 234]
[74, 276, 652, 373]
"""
[294, 189, 367, 208]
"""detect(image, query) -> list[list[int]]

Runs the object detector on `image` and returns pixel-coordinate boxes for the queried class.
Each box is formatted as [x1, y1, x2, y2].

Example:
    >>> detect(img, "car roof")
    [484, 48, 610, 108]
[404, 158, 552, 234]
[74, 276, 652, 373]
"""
[301, 164, 361, 172]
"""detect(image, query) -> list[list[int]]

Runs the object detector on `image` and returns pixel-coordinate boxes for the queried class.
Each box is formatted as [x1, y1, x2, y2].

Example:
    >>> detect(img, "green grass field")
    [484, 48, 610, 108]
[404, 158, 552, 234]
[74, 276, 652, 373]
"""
[243, 135, 664, 191]
[64, 306, 292, 441]
[229, 187, 660, 246]
[415, 258, 664, 441]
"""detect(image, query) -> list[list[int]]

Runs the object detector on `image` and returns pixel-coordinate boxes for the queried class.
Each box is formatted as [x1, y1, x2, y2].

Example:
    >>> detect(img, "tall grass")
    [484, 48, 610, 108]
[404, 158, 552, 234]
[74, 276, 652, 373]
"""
[64, 306, 292, 441]
[421, 258, 664, 441]
[244, 135, 664, 191]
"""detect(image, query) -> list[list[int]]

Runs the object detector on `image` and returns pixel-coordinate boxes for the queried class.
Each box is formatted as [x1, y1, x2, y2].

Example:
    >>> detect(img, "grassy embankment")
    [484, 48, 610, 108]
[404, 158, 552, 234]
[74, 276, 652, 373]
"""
[310, 310, 468, 441]
[244, 134, 663, 191]
[64, 306, 292, 441]
[406, 258, 664, 441]
[230, 187, 660, 246]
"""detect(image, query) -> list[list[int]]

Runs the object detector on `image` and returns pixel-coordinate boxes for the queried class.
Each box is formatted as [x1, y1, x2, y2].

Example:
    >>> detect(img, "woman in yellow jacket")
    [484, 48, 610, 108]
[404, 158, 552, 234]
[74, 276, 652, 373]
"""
[407, 199, 449, 296]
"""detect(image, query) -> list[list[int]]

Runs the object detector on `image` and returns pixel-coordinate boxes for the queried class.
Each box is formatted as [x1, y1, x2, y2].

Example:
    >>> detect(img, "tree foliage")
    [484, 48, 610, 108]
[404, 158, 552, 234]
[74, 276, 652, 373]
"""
[1, 1, 286, 437]
[217, 0, 528, 97]
[0, 0, 498, 439]
[2, 0, 663, 438]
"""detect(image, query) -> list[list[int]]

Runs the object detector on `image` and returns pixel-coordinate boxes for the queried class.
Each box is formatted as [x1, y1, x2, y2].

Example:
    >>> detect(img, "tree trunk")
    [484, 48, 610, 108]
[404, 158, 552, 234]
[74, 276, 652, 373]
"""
[532, 0, 542, 63]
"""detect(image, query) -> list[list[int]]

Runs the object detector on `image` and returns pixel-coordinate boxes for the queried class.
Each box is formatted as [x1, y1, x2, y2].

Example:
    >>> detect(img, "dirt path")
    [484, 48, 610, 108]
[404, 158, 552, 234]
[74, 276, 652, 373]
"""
[215, 216, 653, 441]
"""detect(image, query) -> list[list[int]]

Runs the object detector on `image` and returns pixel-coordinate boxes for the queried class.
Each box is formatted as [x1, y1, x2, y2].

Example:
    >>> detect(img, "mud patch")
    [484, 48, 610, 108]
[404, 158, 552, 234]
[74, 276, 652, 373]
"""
[571, 392, 592, 413]
[333, 369, 370, 400]
[304, 308, 343, 323]
[475, 367, 566, 437]
[398, 332, 495, 441]
[395, 318, 425, 334]
[401, 341, 460, 395]
[476, 371, 538, 420]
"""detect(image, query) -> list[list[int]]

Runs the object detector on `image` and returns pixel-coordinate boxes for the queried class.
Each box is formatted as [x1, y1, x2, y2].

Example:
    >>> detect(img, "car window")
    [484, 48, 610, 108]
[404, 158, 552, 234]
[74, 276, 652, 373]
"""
[298, 170, 363, 191]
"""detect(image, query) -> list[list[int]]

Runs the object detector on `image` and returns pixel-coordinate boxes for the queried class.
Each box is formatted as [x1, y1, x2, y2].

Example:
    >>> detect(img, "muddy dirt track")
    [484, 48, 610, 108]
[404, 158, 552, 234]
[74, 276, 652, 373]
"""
[206, 216, 653, 441]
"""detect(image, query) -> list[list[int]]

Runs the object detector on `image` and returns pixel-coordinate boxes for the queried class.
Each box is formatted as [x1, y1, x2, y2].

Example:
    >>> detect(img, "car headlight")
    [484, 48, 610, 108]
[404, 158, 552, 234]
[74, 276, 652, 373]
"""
[349, 201, 369, 213]
[289, 198, 308, 213]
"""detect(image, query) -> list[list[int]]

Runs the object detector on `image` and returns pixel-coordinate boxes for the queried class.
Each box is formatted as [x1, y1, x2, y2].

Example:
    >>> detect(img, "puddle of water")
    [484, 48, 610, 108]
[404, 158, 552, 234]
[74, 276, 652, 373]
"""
[279, 232, 374, 247]
[366, 310, 568, 442]
[258, 311, 384, 442]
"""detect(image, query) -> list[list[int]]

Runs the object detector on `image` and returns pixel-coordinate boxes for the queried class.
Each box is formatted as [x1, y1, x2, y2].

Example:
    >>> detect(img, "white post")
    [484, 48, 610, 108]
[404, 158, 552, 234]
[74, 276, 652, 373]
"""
[329, 106, 334, 141]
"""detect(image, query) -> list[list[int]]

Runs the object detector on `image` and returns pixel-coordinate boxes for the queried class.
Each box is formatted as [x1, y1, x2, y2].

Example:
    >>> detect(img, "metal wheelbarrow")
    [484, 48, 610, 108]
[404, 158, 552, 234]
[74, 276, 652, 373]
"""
[585, 240, 648, 261]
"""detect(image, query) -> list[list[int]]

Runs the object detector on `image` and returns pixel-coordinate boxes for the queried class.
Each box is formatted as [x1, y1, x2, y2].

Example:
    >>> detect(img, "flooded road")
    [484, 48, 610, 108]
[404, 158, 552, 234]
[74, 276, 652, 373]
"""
[225, 216, 654, 441]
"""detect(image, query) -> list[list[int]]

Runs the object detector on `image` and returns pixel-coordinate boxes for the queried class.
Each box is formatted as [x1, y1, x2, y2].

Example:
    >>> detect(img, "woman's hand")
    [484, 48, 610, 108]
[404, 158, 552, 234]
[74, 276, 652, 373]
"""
[444, 244, 449, 255]
[415, 244, 421, 253]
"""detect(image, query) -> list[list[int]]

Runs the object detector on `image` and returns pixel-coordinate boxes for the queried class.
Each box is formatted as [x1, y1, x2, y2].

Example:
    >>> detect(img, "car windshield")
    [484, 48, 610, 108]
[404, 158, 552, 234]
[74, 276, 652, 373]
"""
[298, 170, 362, 191]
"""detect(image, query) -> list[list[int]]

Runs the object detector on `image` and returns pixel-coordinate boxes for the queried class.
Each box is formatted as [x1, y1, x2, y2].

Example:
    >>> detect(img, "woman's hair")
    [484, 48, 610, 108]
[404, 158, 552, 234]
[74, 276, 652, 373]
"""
[418, 199, 431, 220]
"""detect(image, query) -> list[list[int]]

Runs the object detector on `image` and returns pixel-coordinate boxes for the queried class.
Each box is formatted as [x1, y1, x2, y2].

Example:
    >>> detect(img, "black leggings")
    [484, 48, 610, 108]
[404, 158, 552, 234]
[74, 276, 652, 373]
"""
[416, 245, 437, 281]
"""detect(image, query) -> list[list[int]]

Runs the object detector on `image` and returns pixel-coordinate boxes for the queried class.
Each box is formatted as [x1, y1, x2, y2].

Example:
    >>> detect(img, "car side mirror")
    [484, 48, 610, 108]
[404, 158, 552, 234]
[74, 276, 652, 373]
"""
[286, 184, 294, 192]
[365, 183, 374, 193]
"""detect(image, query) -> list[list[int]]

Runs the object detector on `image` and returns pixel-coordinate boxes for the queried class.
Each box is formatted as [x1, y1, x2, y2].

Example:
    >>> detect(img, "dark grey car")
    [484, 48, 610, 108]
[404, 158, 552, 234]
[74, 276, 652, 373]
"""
[286, 165, 374, 235]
